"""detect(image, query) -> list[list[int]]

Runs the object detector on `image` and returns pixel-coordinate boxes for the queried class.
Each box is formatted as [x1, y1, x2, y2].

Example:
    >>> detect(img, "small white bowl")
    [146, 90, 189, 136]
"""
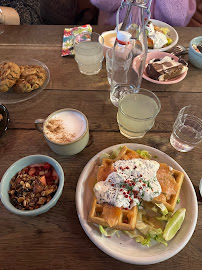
[0, 155, 64, 216]
[99, 30, 117, 57]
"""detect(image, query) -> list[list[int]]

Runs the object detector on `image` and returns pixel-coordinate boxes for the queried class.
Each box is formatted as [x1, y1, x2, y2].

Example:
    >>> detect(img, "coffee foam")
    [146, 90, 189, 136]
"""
[44, 110, 87, 144]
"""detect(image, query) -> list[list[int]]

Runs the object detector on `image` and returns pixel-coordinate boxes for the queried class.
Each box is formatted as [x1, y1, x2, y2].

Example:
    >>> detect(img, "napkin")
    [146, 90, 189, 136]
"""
[61, 24, 92, 56]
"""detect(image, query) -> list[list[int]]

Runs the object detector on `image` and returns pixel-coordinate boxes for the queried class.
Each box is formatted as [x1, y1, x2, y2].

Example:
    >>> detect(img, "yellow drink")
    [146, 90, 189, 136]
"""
[75, 41, 103, 75]
[117, 91, 160, 139]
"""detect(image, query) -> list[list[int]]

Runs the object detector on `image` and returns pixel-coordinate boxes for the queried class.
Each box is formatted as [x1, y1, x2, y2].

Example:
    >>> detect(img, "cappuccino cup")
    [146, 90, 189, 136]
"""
[35, 108, 89, 155]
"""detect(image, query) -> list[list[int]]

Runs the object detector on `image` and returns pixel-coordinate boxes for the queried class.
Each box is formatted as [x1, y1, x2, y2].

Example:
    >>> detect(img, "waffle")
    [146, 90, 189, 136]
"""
[88, 146, 184, 231]
[89, 197, 138, 231]
[153, 168, 184, 212]
[88, 147, 143, 230]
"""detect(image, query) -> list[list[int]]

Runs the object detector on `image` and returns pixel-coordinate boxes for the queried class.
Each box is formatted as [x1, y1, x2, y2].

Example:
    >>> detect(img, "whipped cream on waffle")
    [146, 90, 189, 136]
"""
[94, 159, 162, 209]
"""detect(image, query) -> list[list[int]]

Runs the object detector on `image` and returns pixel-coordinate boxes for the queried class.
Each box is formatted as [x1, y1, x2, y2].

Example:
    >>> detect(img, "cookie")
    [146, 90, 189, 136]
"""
[0, 62, 21, 92]
[13, 65, 46, 93]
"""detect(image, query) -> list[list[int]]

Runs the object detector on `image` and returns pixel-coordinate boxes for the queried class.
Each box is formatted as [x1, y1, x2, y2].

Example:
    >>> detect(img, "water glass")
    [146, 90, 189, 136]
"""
[117, 89, 161, 139]
[170, 105, 202, 152]
[106, 47, 132, 85]
[74, 32, 104, 75]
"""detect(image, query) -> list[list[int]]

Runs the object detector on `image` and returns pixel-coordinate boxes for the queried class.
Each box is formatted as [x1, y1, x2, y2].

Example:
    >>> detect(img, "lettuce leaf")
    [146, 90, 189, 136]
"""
[156, 212, 172, 221]
[99, 225, 120, 237]
[124, 231, 151, 247]
[155, 203, 168, 216]
[99, 147, 123, 164]
[152, 234, 168, 246]
[110, 146, 122, 159]
[136, 150, 152, 159]
[135, 235, 151, 247]
[159, 27, 170, 35]
[124, 230, 140, 239]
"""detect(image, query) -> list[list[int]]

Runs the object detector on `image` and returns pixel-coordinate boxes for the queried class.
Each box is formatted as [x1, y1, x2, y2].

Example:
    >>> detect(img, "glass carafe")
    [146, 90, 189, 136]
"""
[110, 0, 150, 106]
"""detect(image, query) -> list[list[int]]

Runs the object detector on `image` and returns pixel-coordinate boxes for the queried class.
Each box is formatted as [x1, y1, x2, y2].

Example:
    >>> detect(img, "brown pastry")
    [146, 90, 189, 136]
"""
[146, 56, 188, 81]
[0, 62, 21, 92]
[13, 65, 46, 93]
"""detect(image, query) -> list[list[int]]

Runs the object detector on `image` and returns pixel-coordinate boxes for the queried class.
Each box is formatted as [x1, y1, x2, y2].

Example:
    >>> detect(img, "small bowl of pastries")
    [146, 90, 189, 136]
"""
[0, 59, 50, 104]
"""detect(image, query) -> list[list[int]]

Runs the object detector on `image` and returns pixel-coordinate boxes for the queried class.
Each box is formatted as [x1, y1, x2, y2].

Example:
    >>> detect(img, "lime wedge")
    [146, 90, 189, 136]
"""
[163, 208, 186, 241]
[155, 203, 168, 216]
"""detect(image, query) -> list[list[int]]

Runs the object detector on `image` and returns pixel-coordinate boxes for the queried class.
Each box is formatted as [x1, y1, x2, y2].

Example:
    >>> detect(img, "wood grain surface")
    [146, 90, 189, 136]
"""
[0, 25, 201, 270]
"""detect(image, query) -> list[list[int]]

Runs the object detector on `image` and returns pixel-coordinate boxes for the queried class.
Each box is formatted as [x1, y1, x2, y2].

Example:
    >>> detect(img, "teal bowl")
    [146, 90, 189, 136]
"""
[189, 36, 202, 69]
[0, 155, 64, 216]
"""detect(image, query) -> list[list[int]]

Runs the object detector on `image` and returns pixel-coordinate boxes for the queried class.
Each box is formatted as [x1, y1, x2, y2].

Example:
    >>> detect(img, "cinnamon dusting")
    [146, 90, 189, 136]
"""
[45, 119, 76, 144]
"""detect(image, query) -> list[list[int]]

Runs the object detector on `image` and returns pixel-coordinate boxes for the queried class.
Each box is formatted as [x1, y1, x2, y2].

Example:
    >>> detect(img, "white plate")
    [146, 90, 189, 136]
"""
[0, 59, 50, 104]
[76, 143, 198, 265]
[117, 19, 178, 52]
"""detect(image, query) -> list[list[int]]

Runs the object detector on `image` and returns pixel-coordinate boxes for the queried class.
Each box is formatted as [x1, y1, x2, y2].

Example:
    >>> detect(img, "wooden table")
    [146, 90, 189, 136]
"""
[0, 25, 201, 270]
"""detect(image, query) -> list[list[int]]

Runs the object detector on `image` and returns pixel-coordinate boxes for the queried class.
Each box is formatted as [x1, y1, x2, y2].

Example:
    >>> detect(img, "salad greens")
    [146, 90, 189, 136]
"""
[99, 206, 169, 247]
[99, 147, 123, 165]
[99, 225, 120, 237]
[136, 150, 152, 159]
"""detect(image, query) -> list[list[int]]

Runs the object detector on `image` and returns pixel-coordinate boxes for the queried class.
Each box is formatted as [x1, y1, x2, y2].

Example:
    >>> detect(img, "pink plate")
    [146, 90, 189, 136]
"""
[134, 51, 188, 85]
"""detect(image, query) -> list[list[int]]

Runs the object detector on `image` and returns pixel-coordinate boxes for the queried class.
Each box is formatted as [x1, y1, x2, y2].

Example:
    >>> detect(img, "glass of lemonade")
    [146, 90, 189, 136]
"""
[74, 32, 104, 75]
[117, 89, 161, 139]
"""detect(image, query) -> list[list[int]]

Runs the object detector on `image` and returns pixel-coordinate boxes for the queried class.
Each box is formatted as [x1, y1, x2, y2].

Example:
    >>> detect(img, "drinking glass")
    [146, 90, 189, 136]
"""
[117, 88, 161, 139]
[170, 105, 202, 152]
[74, 32, 104, 75]
[106, 47, 132, 85]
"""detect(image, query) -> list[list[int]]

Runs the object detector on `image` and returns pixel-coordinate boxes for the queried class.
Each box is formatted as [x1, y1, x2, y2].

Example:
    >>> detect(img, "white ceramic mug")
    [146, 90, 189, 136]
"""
[35, 108, 89, 155]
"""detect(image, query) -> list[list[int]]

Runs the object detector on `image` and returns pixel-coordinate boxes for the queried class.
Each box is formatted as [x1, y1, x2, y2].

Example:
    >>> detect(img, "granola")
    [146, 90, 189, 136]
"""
[8, 162, 59, 210]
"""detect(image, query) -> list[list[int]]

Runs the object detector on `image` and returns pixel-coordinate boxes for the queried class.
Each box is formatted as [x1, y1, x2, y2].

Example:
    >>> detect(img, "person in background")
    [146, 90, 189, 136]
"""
[0, 6, 20, 25]
[40, 0, 98, 25]
[188, 0, 202, 26]
[90, 0, 196, 27]
[0, 0, 41, 25]
[0, 0, 98, 25]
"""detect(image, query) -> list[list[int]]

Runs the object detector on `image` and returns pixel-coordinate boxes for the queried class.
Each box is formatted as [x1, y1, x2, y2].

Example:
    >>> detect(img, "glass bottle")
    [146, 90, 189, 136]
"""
[110, 0, 150, 106]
